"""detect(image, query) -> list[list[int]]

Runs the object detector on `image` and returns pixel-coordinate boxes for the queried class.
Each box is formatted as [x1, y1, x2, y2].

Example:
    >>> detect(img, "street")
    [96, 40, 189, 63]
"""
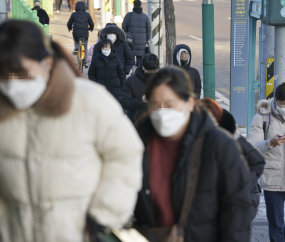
[142, 0, 231, 99]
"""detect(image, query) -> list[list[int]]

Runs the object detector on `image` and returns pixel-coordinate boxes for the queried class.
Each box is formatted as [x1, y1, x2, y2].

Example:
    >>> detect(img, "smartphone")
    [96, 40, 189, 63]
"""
[278, 135, 285, 139]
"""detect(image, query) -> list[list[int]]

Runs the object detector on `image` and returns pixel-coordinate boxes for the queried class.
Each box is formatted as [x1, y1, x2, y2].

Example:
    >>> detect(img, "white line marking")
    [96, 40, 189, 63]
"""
[189, 35, 202, 41]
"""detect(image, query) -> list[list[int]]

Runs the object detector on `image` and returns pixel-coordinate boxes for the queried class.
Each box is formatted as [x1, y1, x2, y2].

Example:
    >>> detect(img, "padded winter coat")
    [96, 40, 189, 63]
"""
[121, 65, 148, 123]
[0, 61, 143, 242]
[92, 23, 135, 75]
[248, 98, 285, 191]
[122, 7, 151, 57]
[67, 1, 94, 41]
[31, 7, 49, 25]
[173, 44, 202, 99]
[88, 52, 126, 102]
[135, 107, 252, 242]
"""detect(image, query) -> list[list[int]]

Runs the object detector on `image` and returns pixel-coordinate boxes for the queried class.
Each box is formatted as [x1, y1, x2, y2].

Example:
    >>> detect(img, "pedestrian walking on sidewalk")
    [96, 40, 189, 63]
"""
[87, 31, 100, 66]
[248, 83, 285, 242]
[55, 0, 62, 14]
[198, 98, 265, 221]
[91, 23, 134, 75]
[173, 44, 202, 99]
[121, 53, 159, 124]
[0, 20, 143, 242]
[67, 1, 94, 55]
[31, 0, 49, 25]
[134, 67, 252, 242]
[88, 39, 126, 103]
[122, 0, 151, 67]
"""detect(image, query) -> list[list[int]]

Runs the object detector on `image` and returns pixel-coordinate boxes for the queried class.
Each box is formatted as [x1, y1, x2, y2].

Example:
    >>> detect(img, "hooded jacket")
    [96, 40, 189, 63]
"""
[121, 64, 149, 123]
[67, 2, 94, 41]
[135, 107, 251, 242]
[92, 23, 134, 75]
[248, 98, 285, 191]
[31, 7, 49, 25]
[173, 44, 202, 99]
[220, 109, 265, 220]
[0, 60, 143, 242]
[122, 7, 151, 57]
[88, 52, 126, 102]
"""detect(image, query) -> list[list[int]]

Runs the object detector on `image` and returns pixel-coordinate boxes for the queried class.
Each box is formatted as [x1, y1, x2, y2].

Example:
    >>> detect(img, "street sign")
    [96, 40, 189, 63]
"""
[266, 58, 274, 99]
[230, 0, 249, 126]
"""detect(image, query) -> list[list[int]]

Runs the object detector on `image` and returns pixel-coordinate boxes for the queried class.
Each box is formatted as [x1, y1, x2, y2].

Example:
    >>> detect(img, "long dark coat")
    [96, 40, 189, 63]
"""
[122, 7, 151, 57]
[67, 2, 94, 41]
[88, 52, 126, 102]
[121, 65, 148, 123]
[173, 44, 202, 99]
[92, 23, 134, 75]
[135, 107, 252, 242]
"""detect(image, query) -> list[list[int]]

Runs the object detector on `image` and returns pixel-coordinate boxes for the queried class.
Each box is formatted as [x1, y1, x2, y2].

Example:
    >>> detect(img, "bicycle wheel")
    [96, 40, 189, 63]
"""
[79, 60, 83, 73]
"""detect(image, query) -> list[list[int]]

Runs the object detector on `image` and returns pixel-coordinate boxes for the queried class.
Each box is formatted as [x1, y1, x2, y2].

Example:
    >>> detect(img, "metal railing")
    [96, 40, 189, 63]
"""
[11, 0, 49, 35]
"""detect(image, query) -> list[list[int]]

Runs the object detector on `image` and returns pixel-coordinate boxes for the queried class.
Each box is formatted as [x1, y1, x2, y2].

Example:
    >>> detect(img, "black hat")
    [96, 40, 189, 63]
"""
[134, 0, 141, 7]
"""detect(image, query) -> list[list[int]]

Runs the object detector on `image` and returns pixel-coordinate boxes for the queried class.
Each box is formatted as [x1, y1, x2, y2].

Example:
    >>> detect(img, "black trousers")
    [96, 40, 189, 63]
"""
[135, 56, 142, 67]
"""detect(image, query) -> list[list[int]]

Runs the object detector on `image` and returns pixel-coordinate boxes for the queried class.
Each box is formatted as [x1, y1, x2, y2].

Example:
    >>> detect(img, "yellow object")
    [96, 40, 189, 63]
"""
[129, 0, 134, 4]
[105, 0, 110, 12]
[266, 58, 274, 99]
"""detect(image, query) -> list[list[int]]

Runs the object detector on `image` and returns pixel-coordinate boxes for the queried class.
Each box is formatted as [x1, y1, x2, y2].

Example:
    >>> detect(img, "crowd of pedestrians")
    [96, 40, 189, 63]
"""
[2, 0, 285, 242]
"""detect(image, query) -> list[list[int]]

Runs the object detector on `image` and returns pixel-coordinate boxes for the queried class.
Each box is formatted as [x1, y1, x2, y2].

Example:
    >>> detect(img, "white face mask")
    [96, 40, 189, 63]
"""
[0, 60, 48, 110]
[150, 103, 189, 137]
[107, 34, 117, 43]
[102, 49, 111, 56]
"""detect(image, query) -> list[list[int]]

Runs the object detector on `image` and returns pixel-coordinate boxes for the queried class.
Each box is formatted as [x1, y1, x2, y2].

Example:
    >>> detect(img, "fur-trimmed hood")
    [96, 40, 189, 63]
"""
[99, 23, 126, 42]
[256, 98, 285, 122]
[0, 60, 75, 122]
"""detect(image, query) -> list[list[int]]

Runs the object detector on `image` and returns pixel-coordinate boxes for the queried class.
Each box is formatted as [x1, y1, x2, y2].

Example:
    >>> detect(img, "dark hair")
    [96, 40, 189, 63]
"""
[142, 54, 159, 70]
[0, 20, 81, 77]
[197, 98, 223, 124]
[134, 0, 141, 6]
[275, 83, 285, 101]
[145, 67, 195, 101]
[99, 38, 114, 52]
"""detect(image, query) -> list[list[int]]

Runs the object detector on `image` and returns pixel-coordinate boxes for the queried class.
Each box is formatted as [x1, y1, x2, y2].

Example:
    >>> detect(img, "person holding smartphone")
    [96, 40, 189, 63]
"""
[248, 83, 285, 242]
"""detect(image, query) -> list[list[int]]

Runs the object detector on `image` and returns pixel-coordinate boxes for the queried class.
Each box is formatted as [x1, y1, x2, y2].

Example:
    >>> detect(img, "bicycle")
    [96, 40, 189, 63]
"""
[77, 38, 87, 73]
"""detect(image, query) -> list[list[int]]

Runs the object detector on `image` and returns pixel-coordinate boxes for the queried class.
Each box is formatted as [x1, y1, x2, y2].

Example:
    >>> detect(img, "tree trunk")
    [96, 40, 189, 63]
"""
[89, 0, 97, 28]
[164, 0, 176, 66]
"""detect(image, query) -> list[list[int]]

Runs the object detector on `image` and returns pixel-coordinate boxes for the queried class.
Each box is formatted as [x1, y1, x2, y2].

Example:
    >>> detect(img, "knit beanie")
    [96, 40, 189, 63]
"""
[134, 0, 141, 7]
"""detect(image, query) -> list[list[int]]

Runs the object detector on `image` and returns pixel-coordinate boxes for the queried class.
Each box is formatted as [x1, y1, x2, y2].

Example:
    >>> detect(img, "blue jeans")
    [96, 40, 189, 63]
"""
[264, 190, 285, 242]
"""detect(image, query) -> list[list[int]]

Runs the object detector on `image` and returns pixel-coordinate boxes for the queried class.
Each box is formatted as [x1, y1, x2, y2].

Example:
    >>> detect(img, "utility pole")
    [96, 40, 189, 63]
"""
[274, 26, 285, 87]
[259, 23, 274, 100]
[0, 0, 7, 23]
[89, 0, 97, 27]
[148, 0, 163, 65]
[202, 0, 215, 99]
[101, 0, 106, 26]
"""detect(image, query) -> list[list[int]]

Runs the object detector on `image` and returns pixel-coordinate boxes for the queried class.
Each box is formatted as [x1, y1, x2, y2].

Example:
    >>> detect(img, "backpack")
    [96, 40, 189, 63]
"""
[262, 113, 271, 140]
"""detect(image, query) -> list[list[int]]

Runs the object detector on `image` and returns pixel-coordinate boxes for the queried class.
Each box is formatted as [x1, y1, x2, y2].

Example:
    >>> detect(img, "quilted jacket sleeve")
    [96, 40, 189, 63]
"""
[217, 135, 252, 242]
[88, 86, 143, 228]
[121, 79, 144, 110]
[247, 113, 272, 155]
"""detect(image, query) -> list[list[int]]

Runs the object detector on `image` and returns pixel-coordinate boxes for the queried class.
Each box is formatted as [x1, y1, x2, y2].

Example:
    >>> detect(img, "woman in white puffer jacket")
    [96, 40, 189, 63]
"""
[0, 20, 143, 242]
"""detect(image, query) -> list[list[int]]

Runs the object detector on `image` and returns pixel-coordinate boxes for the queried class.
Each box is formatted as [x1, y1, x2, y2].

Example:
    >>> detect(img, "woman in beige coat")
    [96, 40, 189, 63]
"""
[0, 20, 143, 242]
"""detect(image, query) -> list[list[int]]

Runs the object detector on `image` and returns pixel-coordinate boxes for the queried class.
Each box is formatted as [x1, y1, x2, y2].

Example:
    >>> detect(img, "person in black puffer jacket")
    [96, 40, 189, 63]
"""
[121, 54, 159, 123]
[134, 67, 251, 242]
[198, 98, 265, 221]
[91, 23, 134, 76]
[173, 44, 202, 99]
[122, 0, 151, 66]
[88, 39, 126, 103]
[67, 1, 94, 54]
[32, 0, 49, 25]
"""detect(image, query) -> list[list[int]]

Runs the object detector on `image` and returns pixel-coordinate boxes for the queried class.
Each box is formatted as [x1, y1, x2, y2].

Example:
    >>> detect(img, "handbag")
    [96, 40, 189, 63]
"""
[135, 134, 206, 242]
[125, 13, 134, 48]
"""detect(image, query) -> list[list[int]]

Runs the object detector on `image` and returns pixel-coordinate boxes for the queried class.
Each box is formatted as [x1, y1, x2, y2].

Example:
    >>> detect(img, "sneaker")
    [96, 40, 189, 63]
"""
[73, 49, 78, 55]
[57, 10, 60, 14]
[85, 64, 88, 68]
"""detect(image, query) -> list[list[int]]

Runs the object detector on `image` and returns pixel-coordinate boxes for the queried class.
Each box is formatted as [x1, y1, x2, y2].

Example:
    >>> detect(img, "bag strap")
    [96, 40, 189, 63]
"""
[262, 113, 270, 140]
[177, 134, 205, 229]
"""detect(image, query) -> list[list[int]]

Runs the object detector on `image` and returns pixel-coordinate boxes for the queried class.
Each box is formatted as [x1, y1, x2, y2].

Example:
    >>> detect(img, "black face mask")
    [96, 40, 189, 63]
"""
[180, 60, 188, 67]
[34, 6, 40, 10]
